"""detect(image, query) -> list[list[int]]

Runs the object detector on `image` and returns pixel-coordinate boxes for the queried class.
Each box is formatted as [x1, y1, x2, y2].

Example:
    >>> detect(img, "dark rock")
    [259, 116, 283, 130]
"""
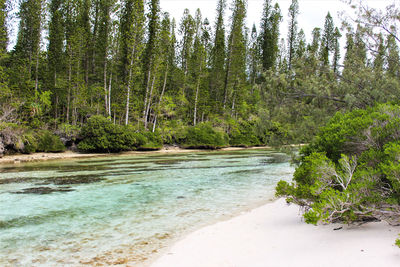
[47, 175, 104, 185]
[14, 187, 75, 194]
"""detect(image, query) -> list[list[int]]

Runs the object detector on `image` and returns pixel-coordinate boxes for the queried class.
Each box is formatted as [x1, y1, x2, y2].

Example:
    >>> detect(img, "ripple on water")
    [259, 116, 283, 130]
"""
[0, 149, 295, 266]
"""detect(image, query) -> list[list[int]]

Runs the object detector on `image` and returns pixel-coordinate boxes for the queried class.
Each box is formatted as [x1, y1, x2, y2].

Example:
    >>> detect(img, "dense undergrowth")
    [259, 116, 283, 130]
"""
[275, 103, 400, 246]
[0, 115, 291, 155]
[0, 123, 65, 155]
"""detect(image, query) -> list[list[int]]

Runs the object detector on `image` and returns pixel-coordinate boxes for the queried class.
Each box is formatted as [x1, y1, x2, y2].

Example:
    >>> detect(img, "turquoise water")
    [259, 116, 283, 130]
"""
[0, 149, 294, 266]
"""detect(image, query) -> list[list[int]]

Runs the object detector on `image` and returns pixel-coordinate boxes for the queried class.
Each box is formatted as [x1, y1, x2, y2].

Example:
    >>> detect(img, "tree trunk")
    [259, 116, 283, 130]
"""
[28, 52, 32, 81]
[104, 60, 108, 115]
[152, 116, 157, 133]
[54, 94, 58, 129]
[223, 40, 234, 110]
[54, 72, 58, 122]
[194, 64, 202, 126]
[125, 46, 136, 125]
[34, 49, 39, 94]
[108, 71, 112, 118]
[66, 49, 72, 124]
[143, 67, 152, 125]
[153, 65, 169, 132]
[144, 74, 156, 129]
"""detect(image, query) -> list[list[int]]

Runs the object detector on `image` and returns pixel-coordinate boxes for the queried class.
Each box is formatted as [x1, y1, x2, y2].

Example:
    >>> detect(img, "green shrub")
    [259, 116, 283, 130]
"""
[158, 120, 186, 145]
[138, 131, 163, 150]
[180, 123, 229, 149]
[22, 133, 38, 154]
[36, 130, 65, 152]
[255, 119, 291, 146]
[78, 116, 130, 152]
[78, 116, 163, 153]
[293, 152, 332, 185]
[276, 103, 400, 228]
[229, 120, 261, 147]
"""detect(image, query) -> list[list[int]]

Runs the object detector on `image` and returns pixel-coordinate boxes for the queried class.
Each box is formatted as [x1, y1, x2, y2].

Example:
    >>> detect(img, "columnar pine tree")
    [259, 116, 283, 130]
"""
[143, 0, 160, 128]
[118, 0, 145, 125]
[152, 12, 173, 131]
[224, 0, 247, 115]
[320, 12, 335, 66]
[248, 24, 259, 86]
[0, 0, 9, 105]
[47, 0, 64, 121]
[332, 27, 341, 74]
[296, 29, 306, 60]
[387, 34, 400, 78]
[191, 9, 207, 126]
[373, 33, 385, 72]
[94, 0, 115, 116]
[64, 0, 91, 125]
[259, 1, 281, 71]
[14, 0, 43, 97]
[82, 0, 91, 87]
[287, 0, 299, 71]
[179, 8, 195, 97]
[209, 0, 226, 113]
[0, 0, 7, 52]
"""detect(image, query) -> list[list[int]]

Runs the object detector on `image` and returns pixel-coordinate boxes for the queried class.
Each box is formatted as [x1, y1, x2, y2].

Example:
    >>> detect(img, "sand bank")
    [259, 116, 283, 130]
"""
[151, 198, 400, 267]
[0, 145, 278, 165]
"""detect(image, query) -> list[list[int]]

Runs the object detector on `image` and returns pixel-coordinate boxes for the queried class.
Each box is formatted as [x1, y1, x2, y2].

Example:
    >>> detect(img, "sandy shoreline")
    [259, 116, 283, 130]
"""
[0, 145, 283, 165]
[150, 198, 400, 267]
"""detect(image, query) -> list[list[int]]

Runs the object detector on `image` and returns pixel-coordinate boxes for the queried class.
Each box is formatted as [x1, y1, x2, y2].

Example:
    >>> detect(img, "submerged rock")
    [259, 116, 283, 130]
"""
[0, 177, 36, 185]
[14, 186, 74, 194]
[48, 175, 104, 185]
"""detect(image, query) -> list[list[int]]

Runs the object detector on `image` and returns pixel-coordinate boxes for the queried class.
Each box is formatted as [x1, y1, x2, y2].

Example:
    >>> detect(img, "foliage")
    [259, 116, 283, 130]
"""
[22, 132, 38, 154]
[228, 120, 261, 147]
[180, 122, 229, 149]
[36, 130, 65, 153]
[138, 131, 163, 150]
[276, 103, 400, 227]
[78, 115, 131, 152]
[0, 122, 65, 154]
[77, 115, 163, 153]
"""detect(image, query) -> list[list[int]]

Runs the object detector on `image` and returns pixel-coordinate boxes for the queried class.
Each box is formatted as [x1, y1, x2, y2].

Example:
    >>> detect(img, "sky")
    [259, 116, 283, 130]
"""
[7, 0, 394, 51]
[160, 0, 394, 44]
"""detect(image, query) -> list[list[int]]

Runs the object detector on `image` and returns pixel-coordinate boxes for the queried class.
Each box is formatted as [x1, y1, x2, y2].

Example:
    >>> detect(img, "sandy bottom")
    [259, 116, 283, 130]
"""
[151, 198, 400, 267]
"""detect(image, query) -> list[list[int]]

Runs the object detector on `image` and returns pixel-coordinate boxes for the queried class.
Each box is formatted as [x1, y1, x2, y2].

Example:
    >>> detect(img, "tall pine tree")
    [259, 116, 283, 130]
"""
[224, 0, 247, 115]
[259, 1, 281, 71]
[118, 0, 145, 125]
[209, 0, 226, 113]
[287, 0, 299, 71]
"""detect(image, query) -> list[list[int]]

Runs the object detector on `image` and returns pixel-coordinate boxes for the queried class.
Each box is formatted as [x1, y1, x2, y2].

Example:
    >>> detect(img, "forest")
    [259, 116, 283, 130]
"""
[0, 0, 399, 154]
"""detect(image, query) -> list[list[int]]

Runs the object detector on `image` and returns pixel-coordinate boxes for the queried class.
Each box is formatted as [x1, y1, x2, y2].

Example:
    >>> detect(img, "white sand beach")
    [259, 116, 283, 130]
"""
[151, 198, 400, 267]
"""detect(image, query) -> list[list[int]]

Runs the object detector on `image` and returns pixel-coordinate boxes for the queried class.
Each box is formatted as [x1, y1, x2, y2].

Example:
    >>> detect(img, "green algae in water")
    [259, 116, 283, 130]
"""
[0, 149, 294, 266]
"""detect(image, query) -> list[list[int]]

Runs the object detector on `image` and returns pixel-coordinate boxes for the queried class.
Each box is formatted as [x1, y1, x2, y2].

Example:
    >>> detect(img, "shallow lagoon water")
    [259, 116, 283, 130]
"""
[0, 149, 294, 266]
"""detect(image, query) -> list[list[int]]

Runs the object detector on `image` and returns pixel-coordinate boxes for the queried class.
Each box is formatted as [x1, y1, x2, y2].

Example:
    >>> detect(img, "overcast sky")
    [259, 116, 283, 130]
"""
[7, 0, 394, 51]
[160, 0, 394, 43]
